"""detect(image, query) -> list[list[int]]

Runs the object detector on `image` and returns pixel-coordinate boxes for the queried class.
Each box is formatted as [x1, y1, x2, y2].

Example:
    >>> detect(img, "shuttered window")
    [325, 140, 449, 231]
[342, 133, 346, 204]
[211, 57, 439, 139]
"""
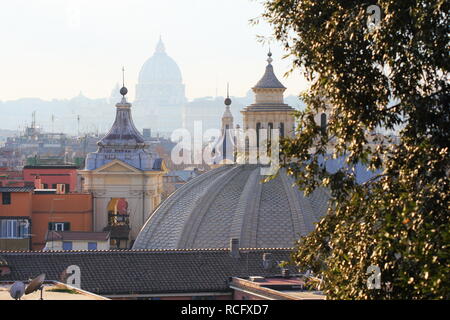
[1, 192, 11, 205]
[48, 222, 71, 231]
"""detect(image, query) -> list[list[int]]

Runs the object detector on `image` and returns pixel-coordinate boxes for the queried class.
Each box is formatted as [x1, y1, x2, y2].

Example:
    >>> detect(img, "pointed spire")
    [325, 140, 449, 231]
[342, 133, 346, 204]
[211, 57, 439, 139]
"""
[224, 82, 232, 106]
[267, 50, 273, 65]
[156, 36, 165, 53]
[120, 67, 128, 98]
[223, 83, 233, 121]
[122, 66, 125, 88]
[253, 52, 286, 89]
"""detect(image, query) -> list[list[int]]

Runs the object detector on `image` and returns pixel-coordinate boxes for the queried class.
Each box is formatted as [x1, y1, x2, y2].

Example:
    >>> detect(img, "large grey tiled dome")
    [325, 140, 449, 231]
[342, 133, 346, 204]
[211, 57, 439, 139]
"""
[133, 165, 330, 249]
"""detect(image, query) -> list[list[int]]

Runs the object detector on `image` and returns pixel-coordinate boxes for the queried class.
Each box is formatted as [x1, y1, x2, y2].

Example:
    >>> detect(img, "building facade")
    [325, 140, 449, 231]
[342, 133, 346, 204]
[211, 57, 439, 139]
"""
[31, 192, 93, 250]
[0, 187, 33, 250]
[44, 231, 110, 251]
[0, 187, 93, 251]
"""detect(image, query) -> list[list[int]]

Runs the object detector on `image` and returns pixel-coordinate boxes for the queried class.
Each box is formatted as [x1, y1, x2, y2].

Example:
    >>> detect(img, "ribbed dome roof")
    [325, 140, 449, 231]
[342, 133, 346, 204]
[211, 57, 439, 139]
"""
[138, 38, 182, 84]
[133, 165, 330, 250]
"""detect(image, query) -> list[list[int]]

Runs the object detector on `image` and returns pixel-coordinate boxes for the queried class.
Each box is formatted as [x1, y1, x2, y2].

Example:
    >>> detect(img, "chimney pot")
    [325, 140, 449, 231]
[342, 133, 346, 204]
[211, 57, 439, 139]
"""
[282, 268, 290, 278]
[262, 253, 273, 269]
[229, 238, 240, 258]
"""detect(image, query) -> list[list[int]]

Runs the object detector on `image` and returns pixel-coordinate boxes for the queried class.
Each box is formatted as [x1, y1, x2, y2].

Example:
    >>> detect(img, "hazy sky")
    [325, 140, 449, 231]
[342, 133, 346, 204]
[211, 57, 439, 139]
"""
[0, 0, 308, 102]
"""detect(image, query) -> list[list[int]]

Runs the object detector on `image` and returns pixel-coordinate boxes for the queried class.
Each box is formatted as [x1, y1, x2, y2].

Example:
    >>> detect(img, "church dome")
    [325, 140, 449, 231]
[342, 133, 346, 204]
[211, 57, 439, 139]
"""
[138, 38, 182, 84]
[133, 165, 330, 250]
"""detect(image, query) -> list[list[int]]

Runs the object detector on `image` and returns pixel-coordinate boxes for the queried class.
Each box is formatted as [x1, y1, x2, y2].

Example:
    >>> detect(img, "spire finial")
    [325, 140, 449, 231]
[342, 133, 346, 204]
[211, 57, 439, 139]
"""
[156, 36, 165, 53]
[122, 66, 125, 88]
[224, 83, 232, 106]
[267, 49, 273, 65]
[120, 67, 128, 97]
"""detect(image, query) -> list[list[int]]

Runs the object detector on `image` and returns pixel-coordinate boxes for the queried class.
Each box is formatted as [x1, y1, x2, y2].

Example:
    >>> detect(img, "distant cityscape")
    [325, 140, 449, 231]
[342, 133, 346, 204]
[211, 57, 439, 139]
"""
[0, 38, 305, 139]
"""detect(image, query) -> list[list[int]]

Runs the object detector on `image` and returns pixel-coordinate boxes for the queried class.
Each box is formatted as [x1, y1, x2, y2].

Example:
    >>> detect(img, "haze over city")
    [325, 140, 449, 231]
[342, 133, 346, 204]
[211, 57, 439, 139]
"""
[1, 0, 308, 102]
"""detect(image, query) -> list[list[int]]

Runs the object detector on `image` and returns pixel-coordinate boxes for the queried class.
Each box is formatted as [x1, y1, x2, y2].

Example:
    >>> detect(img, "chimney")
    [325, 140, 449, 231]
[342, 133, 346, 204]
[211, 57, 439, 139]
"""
[34, 176, 42, 189]
[229, 238, 240, 258]
[262, 253, 273, 269]
[56, 184, 66, 195]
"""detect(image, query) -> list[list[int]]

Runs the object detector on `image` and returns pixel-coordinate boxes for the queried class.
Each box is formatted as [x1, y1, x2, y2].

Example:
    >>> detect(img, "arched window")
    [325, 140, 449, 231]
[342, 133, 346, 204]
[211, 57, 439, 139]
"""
[256, 122, 261, 149]
[107, 198, 129, 226]
[107, 198, 130, 249]
[245, 137, 250, 154]
[268, 122, 274, 147]
[279, 122, 285, 138]
[222, 131, 227, 160]
[320, 113, 327, 133]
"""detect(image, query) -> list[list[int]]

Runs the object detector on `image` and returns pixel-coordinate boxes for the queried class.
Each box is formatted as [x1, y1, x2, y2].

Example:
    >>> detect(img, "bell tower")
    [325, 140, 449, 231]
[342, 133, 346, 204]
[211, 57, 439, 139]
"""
[241, 52, 296, 143]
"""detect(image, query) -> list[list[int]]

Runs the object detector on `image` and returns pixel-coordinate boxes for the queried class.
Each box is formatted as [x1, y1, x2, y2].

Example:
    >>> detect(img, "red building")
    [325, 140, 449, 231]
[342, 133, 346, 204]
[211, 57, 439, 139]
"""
[23, 165, 78, 193]
[0, 189, 93, 251]
[0, 186, 33, 250]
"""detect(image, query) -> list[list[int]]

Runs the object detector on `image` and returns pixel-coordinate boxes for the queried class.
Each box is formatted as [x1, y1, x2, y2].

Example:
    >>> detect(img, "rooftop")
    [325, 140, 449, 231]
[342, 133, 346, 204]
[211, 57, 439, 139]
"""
[0, 281, 108, 300]
[23, 165, 78, 170]
[0, 248, 293, 297]
[0, 186, 34, 193]
[231, 276, 326, 300]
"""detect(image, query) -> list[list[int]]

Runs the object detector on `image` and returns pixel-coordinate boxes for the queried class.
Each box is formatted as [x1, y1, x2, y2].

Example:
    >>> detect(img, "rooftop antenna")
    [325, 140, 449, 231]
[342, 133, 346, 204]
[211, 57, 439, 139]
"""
[51, 114, 55, 133]
[31, 111, 36, 129]
[77, 115, 80, 137]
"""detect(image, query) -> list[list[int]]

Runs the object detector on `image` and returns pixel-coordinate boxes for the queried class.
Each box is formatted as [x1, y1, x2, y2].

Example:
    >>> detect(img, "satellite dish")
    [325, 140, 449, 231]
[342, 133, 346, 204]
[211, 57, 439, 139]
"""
[9, 281, 25, 300]
[25, 273, 46, 299]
